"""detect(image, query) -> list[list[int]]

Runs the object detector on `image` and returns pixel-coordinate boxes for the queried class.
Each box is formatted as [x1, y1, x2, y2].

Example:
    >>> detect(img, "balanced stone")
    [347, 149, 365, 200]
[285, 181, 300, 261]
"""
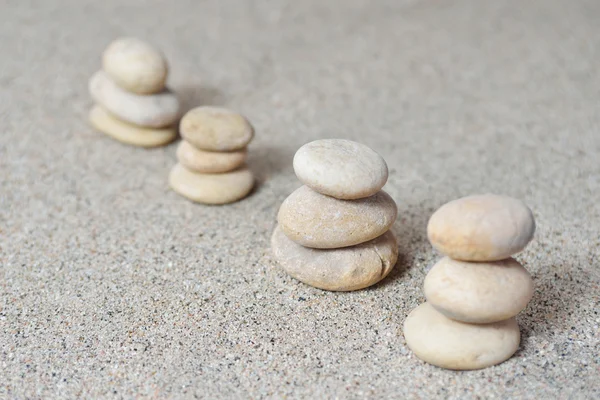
[180, 106, 254, 151]
[403, 302, 520, 370]
[293, 139, 388, 199]
[277, 185, 397, 249]
[169, 163, 254, 205]
[176, 140, 247, 174]
[427, 194, 535, 261]
[271, 226, 398, 291]
[89, 105, 176, 147]
[102, 37, 168, 95]
[424, 257, 534, 324]
[89, 70, 180, 128]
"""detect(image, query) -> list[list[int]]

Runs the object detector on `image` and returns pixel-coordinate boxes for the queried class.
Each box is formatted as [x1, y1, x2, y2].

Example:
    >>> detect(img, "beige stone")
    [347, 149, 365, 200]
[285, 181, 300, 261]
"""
[169, 163, 254, 205]
[424, 257, 533, 323]
[89, 70, 180, 128]
[89, 105, 176, 147]
[176, 140, 247, 174]
[179, 106, 254, 151]
[271, 226, 397, 291]
[277, 185, 397, 249]
[293, 139, 388, 199]
[427, 194, 535, 261]
[102, 37, 168, 94]
[403, 302, 520, 370]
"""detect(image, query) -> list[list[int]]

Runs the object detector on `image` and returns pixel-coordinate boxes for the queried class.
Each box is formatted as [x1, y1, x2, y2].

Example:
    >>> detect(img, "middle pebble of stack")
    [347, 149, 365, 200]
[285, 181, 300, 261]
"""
[169, 106, 255, 205]
[272, 139, 399, 291]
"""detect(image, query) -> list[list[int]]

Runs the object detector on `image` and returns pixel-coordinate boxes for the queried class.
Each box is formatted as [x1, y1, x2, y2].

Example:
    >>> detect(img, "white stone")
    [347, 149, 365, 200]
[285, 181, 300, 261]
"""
[177, 140, 247, 174]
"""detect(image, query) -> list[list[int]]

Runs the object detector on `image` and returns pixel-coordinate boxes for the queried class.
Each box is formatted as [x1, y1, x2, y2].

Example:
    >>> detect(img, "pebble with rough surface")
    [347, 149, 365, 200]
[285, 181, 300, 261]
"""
[89, 105, 177, 147]
[424, 257, 534, 324]
[180, 106, 254, 151]
[102, 37, 168, 95]
[177, 140, 247, 174]
[403, 302, 520, 370]
[89, 70, 180, 128]
[427, 194, 535, 261]
[277, 185, 397, 249]
[271, 226, 398, 291]
[293, 139, 388, 199]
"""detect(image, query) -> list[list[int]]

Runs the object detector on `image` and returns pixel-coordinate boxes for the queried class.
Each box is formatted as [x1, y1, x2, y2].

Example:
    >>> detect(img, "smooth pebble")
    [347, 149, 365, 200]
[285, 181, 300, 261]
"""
[169, 163, 254, 205]
[293, 139, 388, 199]
[427, 194, 535, 261]
[176, 140, 247, 174]
[102, 37, 168, 94]
[404, 302, 520, 370]
[424, 257, 534, 323]
[277, 185, 397, 249]
[89, 70, 180, 128]
[180, 106, 254, 151]
[271, 226, 398, 291]
[89, 105, 176, 147]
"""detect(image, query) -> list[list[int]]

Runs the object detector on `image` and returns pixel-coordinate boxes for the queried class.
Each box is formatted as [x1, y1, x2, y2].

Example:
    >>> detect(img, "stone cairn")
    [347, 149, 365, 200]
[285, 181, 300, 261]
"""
[404, 194, 536, 370]
[88, 37, 180, 147]
[272, 139, 399, 291]
[169, 107, 255, 205]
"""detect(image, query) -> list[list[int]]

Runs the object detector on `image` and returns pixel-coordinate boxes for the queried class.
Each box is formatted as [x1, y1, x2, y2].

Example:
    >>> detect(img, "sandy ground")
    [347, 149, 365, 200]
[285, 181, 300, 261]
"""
[1, 0, 599, 398]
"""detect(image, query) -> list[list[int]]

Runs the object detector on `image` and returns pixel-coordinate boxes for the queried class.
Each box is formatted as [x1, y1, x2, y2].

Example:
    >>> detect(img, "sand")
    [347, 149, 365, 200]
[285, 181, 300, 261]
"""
[1, 0, 599, 398]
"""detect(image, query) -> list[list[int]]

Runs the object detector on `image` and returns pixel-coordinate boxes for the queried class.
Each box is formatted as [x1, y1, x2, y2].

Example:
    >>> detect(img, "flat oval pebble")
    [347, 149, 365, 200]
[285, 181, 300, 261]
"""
[427, 194, 535, 261]
[272, 226, 398, 291]
[176, 140, 247, 174]
[404, 302, 520, 370]
[169, 163, 254, 205]
[293, 139, 388, 199]
[424, 257, 534, 324]
[277, 185, 397, 249]
[180, 106, 254, 151]
[102, 37, 168, 95]
[89, 105, 176, 147]
[89, 70, 180, 128]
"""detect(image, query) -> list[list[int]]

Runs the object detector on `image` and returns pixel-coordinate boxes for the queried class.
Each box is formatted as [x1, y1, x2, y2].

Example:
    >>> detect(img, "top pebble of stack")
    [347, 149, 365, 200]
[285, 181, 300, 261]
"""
[427, 194, 535, 261]
[293, 139, 389, 199]
[103, 37, 168, 95]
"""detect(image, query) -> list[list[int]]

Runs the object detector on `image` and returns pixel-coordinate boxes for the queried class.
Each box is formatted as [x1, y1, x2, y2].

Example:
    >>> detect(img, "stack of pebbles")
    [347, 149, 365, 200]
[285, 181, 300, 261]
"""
[404, 194, 536, 370]
[272, 139, 399, 291]
[88, 37, 180, 147]
[169, 107, 255, 205]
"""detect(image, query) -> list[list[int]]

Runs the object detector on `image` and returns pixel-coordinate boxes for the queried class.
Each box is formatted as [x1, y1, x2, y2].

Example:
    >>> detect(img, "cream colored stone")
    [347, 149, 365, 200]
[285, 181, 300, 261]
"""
[403, 303, 520, 370]
[169, 163, 254, 205]
[427, 194, 535, 261]
[102, 37, 168, 94]
[89, 105, 176, 147]
[89, 70, 180, 128]
[176, 140, 247, 174]
[179, 106, 254, 151]
[271, 226, 397, 291]
[424, 257, 533, 323]
[293, 139, 388, 199]
[277, 185, 397, 249]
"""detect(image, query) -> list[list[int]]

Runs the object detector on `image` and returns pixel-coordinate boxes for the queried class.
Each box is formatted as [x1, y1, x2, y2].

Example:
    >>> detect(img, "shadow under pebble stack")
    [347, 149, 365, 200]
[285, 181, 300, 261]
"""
[88, 37, 180, 147]
[404, 194, 536, 370]
[272, 139, 399, 291]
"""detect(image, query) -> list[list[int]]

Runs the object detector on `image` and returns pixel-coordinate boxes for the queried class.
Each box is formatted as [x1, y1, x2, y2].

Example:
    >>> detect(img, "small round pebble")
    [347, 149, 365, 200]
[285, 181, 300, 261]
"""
[427, 194, 535, 261]
[293, 139, 388, 199]
[169, 163, 254, 205]
[89, 105, 176, 147]
[403, 302, 520, 370]
[102, 37, 168, 95]
[89, 70, 180, 128]
[277, 185, 397, 249]
[424, 257, 534, 324]
[271, 226, 398, 291]
[180, 106, 254, 151]
[176, 140, 247, 174]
